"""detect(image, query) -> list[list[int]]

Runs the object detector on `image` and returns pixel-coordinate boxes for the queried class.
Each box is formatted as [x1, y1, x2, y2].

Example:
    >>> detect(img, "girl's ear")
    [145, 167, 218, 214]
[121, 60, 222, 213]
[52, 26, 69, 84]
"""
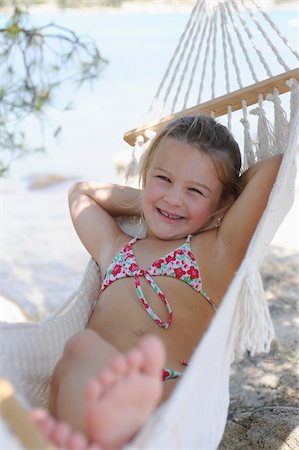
[199, 194, 236, 232]
[216, 196, 234, 217]
[206, 197, 234, 230]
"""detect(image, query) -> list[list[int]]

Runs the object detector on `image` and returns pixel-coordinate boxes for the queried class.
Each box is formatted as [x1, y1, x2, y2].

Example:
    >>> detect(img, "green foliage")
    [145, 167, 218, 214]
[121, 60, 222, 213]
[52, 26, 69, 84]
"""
[0, 6, 107, 175]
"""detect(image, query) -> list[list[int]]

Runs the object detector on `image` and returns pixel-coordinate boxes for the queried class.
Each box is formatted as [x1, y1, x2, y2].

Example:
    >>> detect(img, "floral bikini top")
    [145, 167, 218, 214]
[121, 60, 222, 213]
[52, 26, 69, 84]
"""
[98, 234, 217, 330]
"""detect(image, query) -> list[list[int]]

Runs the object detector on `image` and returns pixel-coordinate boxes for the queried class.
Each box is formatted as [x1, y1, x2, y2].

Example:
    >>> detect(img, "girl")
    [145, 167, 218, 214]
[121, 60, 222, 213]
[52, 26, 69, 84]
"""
[36, 115, 282, 449]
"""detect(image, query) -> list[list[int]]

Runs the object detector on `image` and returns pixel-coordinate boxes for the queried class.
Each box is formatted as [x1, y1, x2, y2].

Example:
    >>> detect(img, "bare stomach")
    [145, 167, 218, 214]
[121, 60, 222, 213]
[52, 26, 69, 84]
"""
[88, 277, 215, 398]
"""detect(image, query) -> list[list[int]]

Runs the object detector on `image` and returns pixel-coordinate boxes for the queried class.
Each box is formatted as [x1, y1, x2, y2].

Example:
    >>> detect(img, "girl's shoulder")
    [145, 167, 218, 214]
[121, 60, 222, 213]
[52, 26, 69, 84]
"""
[190, 229, 225, 263]
[191, 228, 238, 272]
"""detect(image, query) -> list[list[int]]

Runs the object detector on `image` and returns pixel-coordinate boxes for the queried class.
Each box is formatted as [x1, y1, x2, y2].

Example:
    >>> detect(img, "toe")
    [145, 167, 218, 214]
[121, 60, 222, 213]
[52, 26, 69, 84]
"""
[51, 422, 72, 446]
[139, 335, 166, 375]
[110, 354, 129, 376]
[68, 432, 88, 450]
[97, 368, 117, 387]
[126, 347, 144, 371]
[85, 379, 103, 402]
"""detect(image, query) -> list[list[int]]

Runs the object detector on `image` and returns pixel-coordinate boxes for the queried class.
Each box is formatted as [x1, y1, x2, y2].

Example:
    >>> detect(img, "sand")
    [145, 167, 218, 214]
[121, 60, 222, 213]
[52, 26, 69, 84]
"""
[220, 245, 299, 449]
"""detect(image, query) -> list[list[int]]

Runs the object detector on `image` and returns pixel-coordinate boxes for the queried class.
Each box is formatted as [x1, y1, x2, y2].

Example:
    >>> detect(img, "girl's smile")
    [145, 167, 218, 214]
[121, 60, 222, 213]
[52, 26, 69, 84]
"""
[141, 138, 223, 240]
[157, 208, 184, 221]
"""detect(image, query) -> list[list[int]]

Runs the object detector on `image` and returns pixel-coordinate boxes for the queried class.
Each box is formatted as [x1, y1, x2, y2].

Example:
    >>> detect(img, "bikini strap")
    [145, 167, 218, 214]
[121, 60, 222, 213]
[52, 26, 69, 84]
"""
[200, 288, 217, 312]
[185, 234, 217, 311]
[134, 270, 173, 329]
[186, 234, 192, 243]
[128, 236, 139, 245]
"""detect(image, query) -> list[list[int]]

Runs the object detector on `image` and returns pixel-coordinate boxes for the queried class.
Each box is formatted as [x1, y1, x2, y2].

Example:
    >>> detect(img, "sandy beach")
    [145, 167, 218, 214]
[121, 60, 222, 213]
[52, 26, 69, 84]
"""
[220, 243, 299, 449]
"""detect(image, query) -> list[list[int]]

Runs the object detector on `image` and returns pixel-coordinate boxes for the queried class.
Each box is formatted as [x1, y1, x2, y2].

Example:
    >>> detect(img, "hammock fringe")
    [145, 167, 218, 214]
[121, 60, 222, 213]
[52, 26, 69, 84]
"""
[1, 1, 298, 448]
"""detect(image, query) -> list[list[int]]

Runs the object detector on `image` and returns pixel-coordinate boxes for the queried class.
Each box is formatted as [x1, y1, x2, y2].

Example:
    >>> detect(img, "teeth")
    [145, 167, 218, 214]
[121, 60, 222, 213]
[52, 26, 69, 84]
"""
[159, 209, 182, 219]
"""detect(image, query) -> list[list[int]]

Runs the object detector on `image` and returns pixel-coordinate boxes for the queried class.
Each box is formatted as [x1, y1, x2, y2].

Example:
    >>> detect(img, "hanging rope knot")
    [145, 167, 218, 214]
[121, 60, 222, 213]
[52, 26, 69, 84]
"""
[136, 135, 145, 146]
[144, 129, 157, 140]
[286, 78, 298, 89]
[266, 87, 280, 104]
[266, 87, 290, 155]
[240, 99, 257, 169]
[248, 93, 275, 161]
[250, 93, 266, 117]
[266, 93, 274, 102]
[250, 106, 265, 117]
[240, 117, 250, 129]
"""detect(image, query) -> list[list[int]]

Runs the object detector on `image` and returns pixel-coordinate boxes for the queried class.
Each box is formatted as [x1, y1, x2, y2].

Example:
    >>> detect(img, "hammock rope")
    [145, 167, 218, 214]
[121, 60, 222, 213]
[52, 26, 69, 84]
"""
[197, 14, 215, 105]
[225, 1, 257, 85]
[181, 4, 210, 109]
[243, 1, 289, 71]
[267, 87, 290, 155]
[184, 13, 209, 108]
[251, 0, 299, 60]
[220, 5, 231, 92]
[241, 99, 255, 169]
[211, 8, 218, 99]
[1, 1, 298, 449]
[220, 2, 243, 91]
[231, 0, 273, 78]
[146, 0, 202, 121]
[140, 0, 299, 128]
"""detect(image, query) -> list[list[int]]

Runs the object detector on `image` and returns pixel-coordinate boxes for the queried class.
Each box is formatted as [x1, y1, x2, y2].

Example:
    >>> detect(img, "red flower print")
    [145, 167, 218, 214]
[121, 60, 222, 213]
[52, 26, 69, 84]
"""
[174, 268, 186, 279]
[142, 301, 149, 309]
[175, 249, 184, 256]
[112, 264, 122, 277]
[162, 369, 170, 381]
[152, 259, 163, 269]
[187, 251, 195, 261]
[129, 263, 138, 273]
[187, 266, 199, 279]
[166, 254, 176, 264]
[123, 244, 131, 252]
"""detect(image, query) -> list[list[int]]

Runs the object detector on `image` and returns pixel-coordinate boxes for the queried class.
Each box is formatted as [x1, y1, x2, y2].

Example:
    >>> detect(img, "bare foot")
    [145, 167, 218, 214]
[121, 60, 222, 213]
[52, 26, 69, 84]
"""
[30, 408, 101, 450]
[85, 334, 165, 450]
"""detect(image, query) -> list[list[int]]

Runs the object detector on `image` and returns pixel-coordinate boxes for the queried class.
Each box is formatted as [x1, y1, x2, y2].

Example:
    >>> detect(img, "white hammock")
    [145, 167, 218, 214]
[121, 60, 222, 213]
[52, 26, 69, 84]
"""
[1, 1, 298, 449]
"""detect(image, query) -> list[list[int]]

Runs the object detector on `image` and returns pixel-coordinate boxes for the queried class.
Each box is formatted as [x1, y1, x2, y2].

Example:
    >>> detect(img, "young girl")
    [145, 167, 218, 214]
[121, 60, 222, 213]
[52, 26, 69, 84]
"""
[34, 115, 282, 450]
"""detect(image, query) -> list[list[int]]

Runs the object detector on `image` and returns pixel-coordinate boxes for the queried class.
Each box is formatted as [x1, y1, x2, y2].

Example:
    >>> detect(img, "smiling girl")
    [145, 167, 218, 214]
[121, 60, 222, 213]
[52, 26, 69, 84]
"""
[34, 115, 282, 450]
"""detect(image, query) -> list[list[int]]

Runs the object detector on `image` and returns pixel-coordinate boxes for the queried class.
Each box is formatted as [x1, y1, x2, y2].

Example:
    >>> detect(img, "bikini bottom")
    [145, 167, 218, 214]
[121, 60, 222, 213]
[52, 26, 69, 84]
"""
[162, 368, 183, 382]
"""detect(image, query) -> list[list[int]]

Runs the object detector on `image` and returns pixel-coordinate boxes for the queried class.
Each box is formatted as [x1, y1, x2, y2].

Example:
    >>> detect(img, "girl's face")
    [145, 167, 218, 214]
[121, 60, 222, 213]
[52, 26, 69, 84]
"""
[141, 137, 224, 240]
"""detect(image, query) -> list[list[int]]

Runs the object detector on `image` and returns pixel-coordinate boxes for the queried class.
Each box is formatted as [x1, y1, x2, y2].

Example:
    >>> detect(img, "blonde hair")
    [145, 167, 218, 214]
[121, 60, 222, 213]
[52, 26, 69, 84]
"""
[139, 115, 242, 226]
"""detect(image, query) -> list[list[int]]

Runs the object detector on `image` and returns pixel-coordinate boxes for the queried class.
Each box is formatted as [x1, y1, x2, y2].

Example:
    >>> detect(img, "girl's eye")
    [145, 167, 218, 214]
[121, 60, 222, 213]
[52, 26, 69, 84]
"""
[189, 187, 204, 196]
[157, 175, 170, 182]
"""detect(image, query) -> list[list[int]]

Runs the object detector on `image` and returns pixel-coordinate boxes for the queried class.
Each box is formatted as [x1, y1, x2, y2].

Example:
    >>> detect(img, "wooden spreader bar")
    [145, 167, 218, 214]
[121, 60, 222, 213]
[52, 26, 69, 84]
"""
[0, 377, 55, 450]
[123, 68, 299, 146]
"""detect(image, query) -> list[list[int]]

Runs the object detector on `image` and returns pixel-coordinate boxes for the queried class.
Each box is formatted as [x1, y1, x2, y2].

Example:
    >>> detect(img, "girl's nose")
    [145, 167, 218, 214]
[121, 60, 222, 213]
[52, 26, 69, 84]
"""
[164, 185, 183, 206]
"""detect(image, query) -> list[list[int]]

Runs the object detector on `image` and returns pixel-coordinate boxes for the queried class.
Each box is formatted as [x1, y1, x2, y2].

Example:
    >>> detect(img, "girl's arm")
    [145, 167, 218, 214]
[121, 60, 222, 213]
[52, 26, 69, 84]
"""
[219, 154, 283, 268]
[68, 182, 141, 262]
